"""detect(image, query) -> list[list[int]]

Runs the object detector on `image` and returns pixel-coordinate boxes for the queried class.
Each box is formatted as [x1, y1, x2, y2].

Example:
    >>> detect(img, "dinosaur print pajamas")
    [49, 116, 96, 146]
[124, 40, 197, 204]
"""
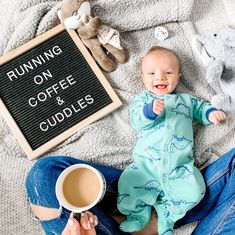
[117, 91, 215, 235]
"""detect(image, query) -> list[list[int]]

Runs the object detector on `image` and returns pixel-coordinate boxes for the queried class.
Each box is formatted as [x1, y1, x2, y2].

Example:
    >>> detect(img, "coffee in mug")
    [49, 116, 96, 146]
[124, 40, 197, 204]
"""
[56, 164, 106, 213]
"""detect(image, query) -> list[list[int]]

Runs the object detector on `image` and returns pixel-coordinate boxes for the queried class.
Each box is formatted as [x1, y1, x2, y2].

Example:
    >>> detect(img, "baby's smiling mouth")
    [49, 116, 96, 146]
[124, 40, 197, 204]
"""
[155, 84, 167, 89]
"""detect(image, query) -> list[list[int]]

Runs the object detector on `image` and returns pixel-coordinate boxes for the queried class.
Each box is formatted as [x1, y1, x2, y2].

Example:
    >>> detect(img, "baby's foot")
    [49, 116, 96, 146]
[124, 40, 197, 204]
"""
[160, 228, 173, 235]
[158, 218, 174, 235]
[119, 215, 146, 232]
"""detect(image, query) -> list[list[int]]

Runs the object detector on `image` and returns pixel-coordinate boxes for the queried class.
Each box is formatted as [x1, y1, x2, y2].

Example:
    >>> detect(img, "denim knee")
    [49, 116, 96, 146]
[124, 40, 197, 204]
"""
[25, 156, 71, 208]
[27, 157, 58, 187]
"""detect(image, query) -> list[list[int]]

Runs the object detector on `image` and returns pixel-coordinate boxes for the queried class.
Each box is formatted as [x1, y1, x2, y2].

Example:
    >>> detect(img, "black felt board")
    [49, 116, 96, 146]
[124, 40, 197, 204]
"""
[0, 26, 120, 158]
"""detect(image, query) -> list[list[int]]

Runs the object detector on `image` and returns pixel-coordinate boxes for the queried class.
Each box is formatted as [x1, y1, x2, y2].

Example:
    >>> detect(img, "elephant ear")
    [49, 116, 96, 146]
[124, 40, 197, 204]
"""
[192, 35, 214, 67]
[220, 27, 235, 47]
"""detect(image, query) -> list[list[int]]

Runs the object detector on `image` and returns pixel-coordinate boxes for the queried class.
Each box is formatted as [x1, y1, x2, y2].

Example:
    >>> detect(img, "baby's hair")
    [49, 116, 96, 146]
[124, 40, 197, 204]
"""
[145, 46, 180, 65]
[140, 46, 181, 76]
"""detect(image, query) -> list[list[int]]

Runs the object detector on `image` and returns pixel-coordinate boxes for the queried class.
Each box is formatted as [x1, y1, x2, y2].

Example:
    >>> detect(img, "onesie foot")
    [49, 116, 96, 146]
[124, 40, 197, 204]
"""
[119, 216, 145, 232]
[158, 219, 174, 235]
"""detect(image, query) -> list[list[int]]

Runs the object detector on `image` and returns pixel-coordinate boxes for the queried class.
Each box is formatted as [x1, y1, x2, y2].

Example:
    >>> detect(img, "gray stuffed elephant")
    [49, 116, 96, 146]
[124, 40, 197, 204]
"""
[192, 27, 235, 111]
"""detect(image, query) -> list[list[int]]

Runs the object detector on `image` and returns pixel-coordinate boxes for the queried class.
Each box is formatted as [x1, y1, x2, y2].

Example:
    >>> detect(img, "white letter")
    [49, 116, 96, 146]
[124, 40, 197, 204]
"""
[85, 95, 94, 104]
[34, 75, 43, 85]
[37, 92, 47, 102]
[63, 108, 73, 118]
[40, 122, 48, 131]
[53, 45, 63, 55]
[77, 98, 87, 109]
[52, 83, 60, 94]
[59, 79, 69, 90]
[46, 87, 54, 98]
[42, 69, 53, 81]
[28, 98, 37, 107]
[7, 71, 17, 81]
[55, 112, 64, 122]
[67, 75, 76, 86]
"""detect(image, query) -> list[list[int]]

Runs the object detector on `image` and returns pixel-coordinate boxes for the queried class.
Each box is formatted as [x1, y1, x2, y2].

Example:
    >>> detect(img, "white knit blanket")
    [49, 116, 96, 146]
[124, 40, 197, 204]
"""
[0, 0, 235, 234]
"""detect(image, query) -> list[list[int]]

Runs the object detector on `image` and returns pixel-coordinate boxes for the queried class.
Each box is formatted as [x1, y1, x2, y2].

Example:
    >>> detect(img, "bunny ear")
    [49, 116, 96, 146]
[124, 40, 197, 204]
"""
[58, 10, 62, 21]
[192, 35, 214, 67]
[77, 1, 91, 18]
[220, 27, 235, 47]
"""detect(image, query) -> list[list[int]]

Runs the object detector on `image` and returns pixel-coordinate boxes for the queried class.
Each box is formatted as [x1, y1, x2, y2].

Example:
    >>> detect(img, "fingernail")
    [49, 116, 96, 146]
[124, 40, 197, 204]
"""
[87, 222, 91, 229]
[94, 218, 98, 225]
[68, 219, 74, 226]
[89, 217, 94, 224]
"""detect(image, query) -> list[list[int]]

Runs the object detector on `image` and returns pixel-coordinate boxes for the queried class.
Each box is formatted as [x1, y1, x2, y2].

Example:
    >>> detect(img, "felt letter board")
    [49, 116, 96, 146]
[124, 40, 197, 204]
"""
[0, 24, 122, 160]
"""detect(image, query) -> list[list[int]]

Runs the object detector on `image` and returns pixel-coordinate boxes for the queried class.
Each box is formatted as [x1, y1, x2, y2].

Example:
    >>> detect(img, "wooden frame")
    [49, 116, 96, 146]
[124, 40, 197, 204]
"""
[0, 24, 122, 160]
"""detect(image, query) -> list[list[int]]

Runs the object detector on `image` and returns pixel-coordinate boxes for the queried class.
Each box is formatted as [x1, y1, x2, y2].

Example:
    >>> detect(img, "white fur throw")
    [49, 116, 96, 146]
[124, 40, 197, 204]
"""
[0, 0, 234, 234]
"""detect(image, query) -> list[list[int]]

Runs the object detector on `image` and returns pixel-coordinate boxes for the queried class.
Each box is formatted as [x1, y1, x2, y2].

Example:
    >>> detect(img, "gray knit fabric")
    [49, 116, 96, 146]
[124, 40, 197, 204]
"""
[0, 0, 234, 234]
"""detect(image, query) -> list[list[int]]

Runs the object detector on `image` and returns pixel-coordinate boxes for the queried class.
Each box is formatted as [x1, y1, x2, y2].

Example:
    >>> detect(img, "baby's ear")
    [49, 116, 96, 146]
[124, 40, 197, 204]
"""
[141, 74, 146, 82]
[178, 73, 182, 80]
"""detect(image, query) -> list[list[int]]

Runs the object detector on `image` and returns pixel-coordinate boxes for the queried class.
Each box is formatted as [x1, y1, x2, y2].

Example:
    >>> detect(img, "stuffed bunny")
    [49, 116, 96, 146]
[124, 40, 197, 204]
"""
[77, 15, 128, 72]
[192, 27, 235, 111]
[58, 0, 128, 72]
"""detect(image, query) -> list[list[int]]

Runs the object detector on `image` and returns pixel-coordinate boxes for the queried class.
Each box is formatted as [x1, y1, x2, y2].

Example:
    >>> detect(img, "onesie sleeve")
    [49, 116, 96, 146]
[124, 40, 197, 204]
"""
[130, 93, 158, 130]
[143, 101, 158, 120]
[191, 95, 216, 125]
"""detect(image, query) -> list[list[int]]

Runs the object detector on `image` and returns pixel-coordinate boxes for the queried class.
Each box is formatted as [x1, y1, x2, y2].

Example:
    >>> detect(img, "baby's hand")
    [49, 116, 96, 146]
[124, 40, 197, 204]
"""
[208, 110, 226, 126]
[153, 99, 164, 115]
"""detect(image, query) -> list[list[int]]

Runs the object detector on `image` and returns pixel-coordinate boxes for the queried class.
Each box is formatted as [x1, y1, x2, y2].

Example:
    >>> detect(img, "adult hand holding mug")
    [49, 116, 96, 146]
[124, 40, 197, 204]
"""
[56, 164, 106, 234]
[62, 211, 98, 235]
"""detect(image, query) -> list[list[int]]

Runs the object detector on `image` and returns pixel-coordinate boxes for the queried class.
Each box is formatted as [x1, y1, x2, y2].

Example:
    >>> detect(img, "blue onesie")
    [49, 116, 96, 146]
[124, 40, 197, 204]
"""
[117, 91, 216, 235]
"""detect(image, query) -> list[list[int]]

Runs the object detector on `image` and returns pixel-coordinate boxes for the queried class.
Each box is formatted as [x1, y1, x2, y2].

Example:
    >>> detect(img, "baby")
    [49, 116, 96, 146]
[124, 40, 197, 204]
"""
[117, 46, 226, 235]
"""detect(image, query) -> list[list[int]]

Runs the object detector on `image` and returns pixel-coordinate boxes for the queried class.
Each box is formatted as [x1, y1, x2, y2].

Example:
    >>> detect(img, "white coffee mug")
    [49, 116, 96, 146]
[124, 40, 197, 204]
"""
[55, 164, 106, 213]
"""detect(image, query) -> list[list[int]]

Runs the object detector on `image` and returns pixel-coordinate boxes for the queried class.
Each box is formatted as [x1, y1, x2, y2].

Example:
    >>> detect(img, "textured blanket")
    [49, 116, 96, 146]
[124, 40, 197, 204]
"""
[0, 0, 235, 234]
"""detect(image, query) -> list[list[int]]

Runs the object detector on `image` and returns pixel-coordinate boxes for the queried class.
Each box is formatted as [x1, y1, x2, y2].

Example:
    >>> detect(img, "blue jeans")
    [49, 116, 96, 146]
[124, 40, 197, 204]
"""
[26, 148, 235, 235]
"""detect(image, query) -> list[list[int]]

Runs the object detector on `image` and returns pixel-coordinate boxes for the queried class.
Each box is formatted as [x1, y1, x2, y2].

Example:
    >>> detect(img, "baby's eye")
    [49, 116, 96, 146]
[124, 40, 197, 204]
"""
[166, 71, 173, 74]
[148, 72, 155, 75]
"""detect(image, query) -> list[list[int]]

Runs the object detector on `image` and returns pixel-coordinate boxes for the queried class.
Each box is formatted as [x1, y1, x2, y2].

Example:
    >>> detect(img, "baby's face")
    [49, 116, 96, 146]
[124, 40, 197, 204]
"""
[141, 50, 180, 96]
